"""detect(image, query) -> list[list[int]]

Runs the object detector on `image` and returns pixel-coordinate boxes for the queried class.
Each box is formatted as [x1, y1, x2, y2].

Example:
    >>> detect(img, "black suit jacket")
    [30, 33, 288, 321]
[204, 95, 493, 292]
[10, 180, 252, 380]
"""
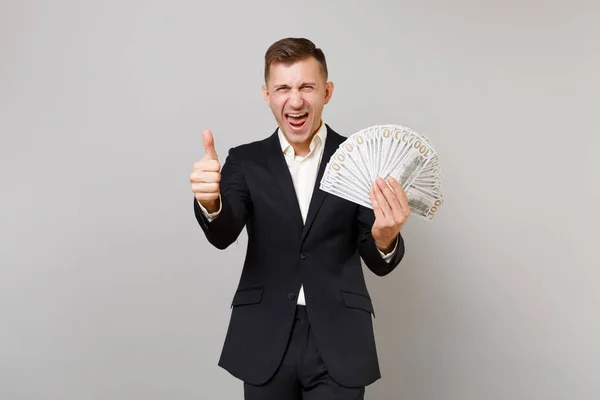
[194, 124, 405, 387]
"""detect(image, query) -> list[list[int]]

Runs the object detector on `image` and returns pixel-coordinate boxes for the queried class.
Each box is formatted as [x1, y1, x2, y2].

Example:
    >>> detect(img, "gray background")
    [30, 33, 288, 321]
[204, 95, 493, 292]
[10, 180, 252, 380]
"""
[1, 0, 598, 399]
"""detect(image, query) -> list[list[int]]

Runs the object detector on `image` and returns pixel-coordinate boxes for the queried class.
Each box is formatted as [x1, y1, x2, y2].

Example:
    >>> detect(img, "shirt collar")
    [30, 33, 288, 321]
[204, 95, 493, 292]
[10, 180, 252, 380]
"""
[277, 121, 328, 158]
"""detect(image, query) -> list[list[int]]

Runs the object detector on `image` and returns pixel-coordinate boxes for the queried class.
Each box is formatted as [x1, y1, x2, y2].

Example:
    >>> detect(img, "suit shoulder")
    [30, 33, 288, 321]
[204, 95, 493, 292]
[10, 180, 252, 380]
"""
[232, 137, 269, 152]
[225, 134, 272, 161]
[325, 125, 349, 145]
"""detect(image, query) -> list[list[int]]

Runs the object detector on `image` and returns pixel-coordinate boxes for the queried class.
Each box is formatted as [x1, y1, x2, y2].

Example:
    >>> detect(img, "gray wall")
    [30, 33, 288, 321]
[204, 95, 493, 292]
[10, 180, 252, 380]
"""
[1, 0, 598, 399]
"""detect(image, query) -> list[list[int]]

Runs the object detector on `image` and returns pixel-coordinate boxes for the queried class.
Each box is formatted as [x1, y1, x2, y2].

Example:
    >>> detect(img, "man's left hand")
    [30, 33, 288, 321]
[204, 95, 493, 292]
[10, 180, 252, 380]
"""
[369, 176, 410, 253]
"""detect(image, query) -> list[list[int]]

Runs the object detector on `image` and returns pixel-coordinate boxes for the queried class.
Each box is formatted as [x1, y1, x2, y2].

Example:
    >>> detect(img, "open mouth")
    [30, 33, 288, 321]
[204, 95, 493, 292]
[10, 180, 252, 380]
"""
[285, 112, 309, 130]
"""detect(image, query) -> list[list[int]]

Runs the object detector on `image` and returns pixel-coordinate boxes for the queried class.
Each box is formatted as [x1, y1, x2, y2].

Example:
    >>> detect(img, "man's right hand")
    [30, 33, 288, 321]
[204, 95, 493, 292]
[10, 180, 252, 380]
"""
[190, 129, 221, 214]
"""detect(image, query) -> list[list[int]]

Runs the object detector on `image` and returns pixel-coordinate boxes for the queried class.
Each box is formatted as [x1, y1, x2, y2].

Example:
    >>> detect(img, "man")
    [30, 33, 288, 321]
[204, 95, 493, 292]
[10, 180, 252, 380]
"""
[190, 37, 410, 399]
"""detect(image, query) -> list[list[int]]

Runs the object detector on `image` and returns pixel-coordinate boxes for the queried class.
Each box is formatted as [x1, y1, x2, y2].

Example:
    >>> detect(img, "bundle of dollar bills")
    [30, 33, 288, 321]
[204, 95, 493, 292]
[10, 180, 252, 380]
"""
[320, 124, 444, 221]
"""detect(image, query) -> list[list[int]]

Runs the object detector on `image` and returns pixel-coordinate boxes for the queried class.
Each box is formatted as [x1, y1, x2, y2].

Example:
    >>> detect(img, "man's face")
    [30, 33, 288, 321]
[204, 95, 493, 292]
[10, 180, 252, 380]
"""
[262, 57, 334, 147]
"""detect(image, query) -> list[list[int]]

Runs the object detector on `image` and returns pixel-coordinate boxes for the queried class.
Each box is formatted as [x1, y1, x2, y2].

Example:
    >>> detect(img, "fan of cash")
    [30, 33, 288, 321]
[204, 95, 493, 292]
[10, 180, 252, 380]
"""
[320, 124, 444, 221]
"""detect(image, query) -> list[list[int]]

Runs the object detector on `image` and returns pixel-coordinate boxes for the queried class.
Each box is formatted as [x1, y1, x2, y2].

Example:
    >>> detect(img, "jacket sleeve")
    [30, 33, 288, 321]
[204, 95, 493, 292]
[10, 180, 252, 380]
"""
[355, 205, 405, 276]
[193, 147, 251, 249]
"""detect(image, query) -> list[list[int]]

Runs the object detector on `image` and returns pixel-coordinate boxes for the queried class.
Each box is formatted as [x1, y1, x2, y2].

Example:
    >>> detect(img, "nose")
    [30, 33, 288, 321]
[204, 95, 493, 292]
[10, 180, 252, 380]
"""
[288, 89, 303, 108]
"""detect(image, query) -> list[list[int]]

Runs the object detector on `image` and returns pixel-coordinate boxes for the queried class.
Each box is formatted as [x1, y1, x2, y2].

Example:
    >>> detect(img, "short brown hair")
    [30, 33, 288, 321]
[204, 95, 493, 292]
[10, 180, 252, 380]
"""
[264, 37, 328, 82]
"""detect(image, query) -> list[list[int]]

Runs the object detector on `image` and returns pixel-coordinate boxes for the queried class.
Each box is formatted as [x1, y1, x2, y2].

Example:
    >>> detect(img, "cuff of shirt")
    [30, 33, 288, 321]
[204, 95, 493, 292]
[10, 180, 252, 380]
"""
[377, 237, 398, 263]
[197, 195, 222, 222]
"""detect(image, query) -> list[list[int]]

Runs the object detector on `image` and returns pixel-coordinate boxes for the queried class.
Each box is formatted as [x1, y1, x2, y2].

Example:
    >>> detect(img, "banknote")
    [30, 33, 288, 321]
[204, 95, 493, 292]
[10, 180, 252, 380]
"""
[320, 124, 445, 221]
[406, 185, 444, 220]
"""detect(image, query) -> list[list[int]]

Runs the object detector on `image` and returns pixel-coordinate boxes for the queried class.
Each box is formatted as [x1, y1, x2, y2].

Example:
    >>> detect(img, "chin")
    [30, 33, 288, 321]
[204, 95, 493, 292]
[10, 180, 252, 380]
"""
[284, 128, 312, 144]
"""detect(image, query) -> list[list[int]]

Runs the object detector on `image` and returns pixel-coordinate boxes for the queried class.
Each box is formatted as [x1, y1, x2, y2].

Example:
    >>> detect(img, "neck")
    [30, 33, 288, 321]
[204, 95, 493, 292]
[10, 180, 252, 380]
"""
[291, 120, 323, 157]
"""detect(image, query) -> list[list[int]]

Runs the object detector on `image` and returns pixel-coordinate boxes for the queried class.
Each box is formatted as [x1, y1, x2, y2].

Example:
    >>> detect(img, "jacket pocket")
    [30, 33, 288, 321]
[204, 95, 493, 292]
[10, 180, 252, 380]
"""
[341, 291, 375, 317]
[231, 286, 264, 308]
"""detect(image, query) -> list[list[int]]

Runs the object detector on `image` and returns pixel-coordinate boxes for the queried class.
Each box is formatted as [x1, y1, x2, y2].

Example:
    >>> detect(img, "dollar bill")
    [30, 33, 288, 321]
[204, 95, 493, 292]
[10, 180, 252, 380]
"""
[320, 124, 444, 221]
[406, 185, 444, 221]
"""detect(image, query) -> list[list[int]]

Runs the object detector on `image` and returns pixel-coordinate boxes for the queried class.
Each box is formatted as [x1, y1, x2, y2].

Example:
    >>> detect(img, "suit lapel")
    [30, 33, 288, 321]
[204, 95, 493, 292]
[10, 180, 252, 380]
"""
[300, 125, 342, 244]
[266, 131, 304, 230]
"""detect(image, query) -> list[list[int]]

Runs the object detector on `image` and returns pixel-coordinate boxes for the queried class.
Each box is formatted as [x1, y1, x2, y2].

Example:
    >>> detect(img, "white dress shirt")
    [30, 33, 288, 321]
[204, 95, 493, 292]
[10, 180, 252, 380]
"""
[198, 122, 397, 305]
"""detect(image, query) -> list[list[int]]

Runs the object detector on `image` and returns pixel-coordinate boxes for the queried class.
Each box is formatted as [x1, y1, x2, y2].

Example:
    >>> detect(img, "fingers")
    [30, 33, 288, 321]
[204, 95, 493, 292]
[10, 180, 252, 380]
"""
[386, 177, 410, 218]
[202, 129, 219, 161]
[372, 180, 392, 218]
[194, 159, 220, 172]
[376, 177, 404, 218]
[190, 170, 221, 183]
[369, 186, 385, 221]
[192, 130, 221, 210]
[194, 191, 219, 202]
[191, 181, 219, 191]
[190, 169, 220, 202]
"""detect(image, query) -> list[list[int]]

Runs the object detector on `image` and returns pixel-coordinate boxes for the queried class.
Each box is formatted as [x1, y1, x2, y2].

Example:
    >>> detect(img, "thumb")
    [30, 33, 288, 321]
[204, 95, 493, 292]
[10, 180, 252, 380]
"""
[202, 129, 219, 161]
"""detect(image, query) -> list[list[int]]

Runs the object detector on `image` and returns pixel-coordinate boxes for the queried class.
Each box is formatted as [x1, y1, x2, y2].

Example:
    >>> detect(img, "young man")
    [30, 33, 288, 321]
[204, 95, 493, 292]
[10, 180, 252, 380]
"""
[190, 37, 410, 400]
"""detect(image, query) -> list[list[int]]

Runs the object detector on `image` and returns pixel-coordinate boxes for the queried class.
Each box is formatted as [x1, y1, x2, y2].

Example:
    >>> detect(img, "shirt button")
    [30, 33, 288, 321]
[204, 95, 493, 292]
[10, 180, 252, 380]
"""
[288, 293, 296, 300]
[300, 252, 308, 259]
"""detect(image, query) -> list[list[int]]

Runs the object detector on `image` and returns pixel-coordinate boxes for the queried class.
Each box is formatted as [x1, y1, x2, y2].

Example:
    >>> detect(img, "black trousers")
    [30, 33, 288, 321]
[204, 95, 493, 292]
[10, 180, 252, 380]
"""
[243, 306, 366, 400]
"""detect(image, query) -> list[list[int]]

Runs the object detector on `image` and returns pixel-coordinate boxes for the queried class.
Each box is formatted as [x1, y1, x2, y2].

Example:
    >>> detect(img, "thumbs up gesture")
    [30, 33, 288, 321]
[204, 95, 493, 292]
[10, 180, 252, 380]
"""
[190, 129, 221, 213]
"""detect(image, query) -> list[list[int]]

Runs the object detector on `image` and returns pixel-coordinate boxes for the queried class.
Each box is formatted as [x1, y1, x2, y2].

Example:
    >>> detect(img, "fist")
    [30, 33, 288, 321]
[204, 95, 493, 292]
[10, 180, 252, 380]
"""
[370, 177, 410, 253]
[190, 129, 221, 213]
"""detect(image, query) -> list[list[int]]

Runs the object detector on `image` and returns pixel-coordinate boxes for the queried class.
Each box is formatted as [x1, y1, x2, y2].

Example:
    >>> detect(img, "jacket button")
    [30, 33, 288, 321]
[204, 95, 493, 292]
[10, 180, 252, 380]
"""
[300, 252, 308, 259]
[288, 293, 296, 300]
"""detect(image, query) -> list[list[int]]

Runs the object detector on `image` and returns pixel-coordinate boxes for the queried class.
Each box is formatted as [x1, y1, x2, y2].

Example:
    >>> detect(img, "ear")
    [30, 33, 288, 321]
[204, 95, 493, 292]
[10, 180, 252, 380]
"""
[261, 85, 269, 105]
[324, 81, 334, 105]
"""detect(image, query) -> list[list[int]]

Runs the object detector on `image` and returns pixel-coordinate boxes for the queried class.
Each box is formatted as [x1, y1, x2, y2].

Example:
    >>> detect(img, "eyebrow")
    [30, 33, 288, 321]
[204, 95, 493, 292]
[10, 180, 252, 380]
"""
[273, 82, 317, 89]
